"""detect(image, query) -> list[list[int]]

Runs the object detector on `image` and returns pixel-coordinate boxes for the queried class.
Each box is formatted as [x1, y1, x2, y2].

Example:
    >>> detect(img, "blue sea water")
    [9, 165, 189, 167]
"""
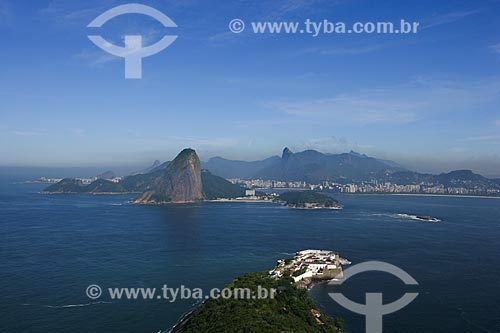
[1, 176, 499, 332]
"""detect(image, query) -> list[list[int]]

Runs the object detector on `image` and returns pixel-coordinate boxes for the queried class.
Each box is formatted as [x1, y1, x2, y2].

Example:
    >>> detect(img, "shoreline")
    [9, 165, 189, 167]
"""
[259, 188, 500, 199]
[40, 191, 500, 200]
[205, 198, 273, 203]
[366, 193, 500, 199]
[41, 191, 139, 195]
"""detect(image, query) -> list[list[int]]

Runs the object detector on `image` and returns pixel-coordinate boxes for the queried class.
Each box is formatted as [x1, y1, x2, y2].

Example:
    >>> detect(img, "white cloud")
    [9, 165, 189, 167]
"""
[268, 77, 500, 125]
[299, 9, 478, 57]
[491, 44, 500, 54]
[39, 0, 118, 24]
[272, 95, 419, 125]
[462, 135, 500, 142]
[67, 128, 86, 136]
[298, 42, 388, 57]
[449, 147, 465, 153]
[0, 2, 8, 16]
[0, 1, 12, 25]
[420, 9, 480, 29]
[275, 0, 320, 14]
[303, 136, 374, 152]
[76, 28, 167, 66]
[317, 44, 386, 56]
[170, 136, 240, 148]
[74, 49, 117, 66]
[126, 135, 240, 149]
[2, 129, 47, 137]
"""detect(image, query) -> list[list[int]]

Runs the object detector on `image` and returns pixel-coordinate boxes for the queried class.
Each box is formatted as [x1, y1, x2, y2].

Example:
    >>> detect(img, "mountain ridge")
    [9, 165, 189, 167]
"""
[202, 147, 407, 183]
[43, 147, 500, 196]
[43, 149, 249, 202]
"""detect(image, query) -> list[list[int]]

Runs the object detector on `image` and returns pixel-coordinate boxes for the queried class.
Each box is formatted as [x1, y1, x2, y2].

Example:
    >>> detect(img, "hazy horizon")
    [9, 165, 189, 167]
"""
[1, 146, 499, 179]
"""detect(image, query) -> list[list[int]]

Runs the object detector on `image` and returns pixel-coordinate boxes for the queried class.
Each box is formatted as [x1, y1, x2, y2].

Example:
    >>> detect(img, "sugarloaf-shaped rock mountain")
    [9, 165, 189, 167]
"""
[133, 148, 204, 204]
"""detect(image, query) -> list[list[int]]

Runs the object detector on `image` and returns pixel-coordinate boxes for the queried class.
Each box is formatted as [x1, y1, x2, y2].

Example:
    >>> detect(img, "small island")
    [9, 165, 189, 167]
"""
[277, 191, 343, 209]
[171, 250, 346, 333]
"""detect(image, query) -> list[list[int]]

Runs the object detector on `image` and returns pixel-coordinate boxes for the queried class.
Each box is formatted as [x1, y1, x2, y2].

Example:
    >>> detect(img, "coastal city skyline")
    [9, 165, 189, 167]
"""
[1, 0, 500, 176]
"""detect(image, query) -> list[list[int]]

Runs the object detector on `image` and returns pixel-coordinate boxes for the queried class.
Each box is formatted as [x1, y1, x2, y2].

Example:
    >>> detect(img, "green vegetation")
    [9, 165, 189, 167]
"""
[292, 268, 307, 277]
[201, 170, 247, 199]
[43, 179, 86, 193]
[173, 271, 343, 333]
[148, 193, 172, 202]
[43, 169, 250, 201]
[43, 170, 164, 194]
[119, 169, 163, 192]
[85, 179, 124, 193]
[278, 191, 340, 208]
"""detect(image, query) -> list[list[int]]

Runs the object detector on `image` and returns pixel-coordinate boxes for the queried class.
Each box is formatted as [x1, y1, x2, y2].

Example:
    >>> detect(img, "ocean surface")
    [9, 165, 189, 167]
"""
[1, 175, 499, 333]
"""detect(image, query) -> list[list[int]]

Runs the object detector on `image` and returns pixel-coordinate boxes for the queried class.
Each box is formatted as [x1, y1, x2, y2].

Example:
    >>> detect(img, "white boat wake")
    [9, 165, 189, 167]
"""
[395, 213, 441, 222]
[21, 301, 113, 308]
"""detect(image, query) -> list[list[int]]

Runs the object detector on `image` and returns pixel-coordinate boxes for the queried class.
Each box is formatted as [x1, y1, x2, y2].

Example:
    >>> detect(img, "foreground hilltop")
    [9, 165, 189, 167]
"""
[172, 272, 343, 333]
[172, 254, 344, 333]
[43, 149, 248, 203]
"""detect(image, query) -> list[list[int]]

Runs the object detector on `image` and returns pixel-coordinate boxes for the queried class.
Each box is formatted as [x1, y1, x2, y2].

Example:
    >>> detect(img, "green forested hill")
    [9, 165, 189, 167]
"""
[172, 271, 343, 333]
[201, 170, 247, 199]
[278, 191, 340, 208]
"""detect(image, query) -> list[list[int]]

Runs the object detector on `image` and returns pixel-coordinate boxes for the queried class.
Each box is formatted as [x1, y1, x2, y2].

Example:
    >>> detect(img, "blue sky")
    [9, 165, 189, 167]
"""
[1, 0, 500, 176]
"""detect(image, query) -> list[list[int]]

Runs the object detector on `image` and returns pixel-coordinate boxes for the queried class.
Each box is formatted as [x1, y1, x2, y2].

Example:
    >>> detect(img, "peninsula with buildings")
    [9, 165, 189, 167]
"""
[269, 249, 348, 288]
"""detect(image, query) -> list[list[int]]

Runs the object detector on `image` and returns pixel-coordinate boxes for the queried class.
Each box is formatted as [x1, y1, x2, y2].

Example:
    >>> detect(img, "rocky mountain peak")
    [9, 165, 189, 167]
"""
[282, 147, 293, 160]
[133, 148, 204, 204]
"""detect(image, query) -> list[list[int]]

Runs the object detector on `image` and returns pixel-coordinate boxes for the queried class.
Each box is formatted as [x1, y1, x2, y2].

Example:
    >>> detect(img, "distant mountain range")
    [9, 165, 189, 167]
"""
[199, 148, 500, 193]
[380, 169, 500, 188]
[95, 170, 117, 180]
[202, 147, 407, 183]
[44, 147, 500, 198]
[202, 155, 281, 179]
[130, 160, 162, 175]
